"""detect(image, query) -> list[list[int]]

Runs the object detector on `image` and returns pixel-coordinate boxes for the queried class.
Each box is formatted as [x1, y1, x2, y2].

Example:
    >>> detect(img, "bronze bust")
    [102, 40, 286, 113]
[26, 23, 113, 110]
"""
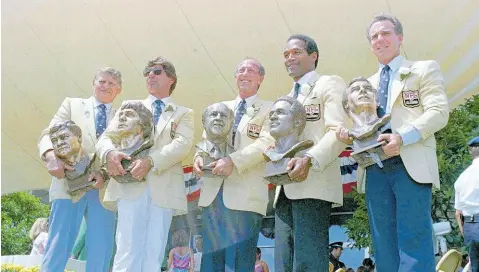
[196, 102, 235, 178]
[49, 120, 96, 195]
[264, 96, 313, 185]
[103, 101, 154, 183]
[343, 77, 392, 168]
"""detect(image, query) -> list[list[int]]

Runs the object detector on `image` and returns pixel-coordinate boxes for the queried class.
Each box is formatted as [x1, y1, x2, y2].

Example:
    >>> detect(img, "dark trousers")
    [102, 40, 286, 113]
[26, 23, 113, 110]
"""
[201, 187, 262, 272]
[366, 156, 435, 272]
[274, 187, 331, 272]
[464, 222, 479, 272]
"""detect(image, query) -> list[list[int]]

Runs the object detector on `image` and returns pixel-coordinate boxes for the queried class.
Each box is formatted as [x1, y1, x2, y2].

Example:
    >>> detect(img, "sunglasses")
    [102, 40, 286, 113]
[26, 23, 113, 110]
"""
[143, 67, 163, 77]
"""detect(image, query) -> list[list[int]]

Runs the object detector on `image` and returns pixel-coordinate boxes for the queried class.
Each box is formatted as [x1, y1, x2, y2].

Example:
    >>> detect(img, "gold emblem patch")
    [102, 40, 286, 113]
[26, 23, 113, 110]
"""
[402, 90, 420, 108]
[304, 104, 321, 121]
[247, 124, 261, 139]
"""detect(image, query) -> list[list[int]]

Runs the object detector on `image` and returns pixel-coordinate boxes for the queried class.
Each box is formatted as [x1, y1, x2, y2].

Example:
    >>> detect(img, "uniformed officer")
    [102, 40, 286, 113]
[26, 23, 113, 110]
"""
[455, 136, 479, 272]
[329, 241, 346, 271]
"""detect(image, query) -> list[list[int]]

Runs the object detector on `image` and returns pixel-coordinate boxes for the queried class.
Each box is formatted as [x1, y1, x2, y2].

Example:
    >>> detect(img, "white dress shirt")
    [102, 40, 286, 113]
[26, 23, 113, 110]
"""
[454, 158, 479, 216]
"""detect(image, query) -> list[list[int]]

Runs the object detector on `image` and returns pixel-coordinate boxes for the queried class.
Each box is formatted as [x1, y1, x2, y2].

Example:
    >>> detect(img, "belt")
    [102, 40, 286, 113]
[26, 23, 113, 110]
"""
[464, 214, 479, 223]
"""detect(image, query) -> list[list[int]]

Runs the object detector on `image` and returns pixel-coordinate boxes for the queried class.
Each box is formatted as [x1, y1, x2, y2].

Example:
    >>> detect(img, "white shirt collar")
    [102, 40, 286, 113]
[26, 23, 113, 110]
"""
[93, 97, 112, 113]
[378, 55, 403, 74]
[146, 94, 171, 107]
[294, 70, 317, 87]
[235, 94, 257, 109]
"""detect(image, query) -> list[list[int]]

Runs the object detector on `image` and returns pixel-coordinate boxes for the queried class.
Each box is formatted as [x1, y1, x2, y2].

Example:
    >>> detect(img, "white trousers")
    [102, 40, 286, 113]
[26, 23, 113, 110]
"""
[112, 187, 173, 272]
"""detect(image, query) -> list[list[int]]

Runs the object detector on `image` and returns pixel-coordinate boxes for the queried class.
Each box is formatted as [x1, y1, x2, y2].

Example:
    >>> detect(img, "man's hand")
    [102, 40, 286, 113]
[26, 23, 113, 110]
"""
[45, 150, 74, 179]
[193, 156, 204, 178]
[456, 210, 464, 237]
[335, 125, 353, 145]
[129, 157, 152, 180]
[211, 157, 234, 177]
[106, 150, 131, 176]
[287, 156, 311, 182]
[89, 171, 105, 189]
[377, 133, 403, 157]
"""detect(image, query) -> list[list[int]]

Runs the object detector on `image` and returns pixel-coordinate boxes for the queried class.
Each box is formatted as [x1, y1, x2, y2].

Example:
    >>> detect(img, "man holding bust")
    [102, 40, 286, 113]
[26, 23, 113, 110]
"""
[275, 34, 347, 272]
[193, 58, 273, 271]
[97, 57, 194, 272]
[337, 14, 449, 271]
[38, 67, 121, 272]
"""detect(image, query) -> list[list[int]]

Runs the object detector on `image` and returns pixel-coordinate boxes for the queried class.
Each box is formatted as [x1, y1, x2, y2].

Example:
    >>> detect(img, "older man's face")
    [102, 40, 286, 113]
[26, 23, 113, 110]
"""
[348, 80, 378, 113]
[204, 104, 233, 139]
[235, 60, 264, 98]
[269, 100, 295, 139]
[118, 108, 142, 135]
[93, 73, 122, 104]
[51, 128, 81, 159]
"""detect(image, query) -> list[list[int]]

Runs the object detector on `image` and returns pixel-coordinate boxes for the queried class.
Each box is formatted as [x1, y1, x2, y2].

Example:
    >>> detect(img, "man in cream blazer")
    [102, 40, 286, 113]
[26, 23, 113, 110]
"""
[97, 57, 194, 272]
[38, 67, 122, 272]
[193, 58, 273, 272]
[275, 34, 347, 272]
[338, 14, 449, 271]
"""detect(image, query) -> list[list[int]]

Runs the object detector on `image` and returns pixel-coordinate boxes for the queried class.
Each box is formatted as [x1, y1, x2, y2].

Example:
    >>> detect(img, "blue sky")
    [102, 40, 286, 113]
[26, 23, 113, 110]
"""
[257, 225, 368, 271]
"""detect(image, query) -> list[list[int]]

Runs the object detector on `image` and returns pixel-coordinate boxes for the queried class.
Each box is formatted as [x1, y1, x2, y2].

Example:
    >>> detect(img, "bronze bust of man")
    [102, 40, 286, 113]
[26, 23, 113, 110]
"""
[103, 101, 154, 183]
[196, 102, 235, 178]
[264, 96, 313, 185]
[49, 120, 97, 194]
[343, 77, 391, 168]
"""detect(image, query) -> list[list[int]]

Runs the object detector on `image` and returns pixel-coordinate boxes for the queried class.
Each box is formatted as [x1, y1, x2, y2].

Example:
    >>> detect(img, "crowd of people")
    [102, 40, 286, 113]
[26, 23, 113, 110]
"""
[31, 10, 478, 272]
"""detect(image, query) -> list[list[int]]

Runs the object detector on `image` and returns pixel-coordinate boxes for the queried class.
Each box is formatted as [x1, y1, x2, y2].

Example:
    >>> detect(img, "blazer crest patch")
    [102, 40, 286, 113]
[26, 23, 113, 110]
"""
[170, 122, 178, 139]
[304, 104, 321, 121]
[402, 90, 420, 108]
[247, 124, 261, 139]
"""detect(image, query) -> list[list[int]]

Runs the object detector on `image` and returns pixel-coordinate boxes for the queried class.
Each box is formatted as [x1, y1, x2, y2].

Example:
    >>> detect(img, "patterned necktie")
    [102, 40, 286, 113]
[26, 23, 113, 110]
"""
[153, 100, 164, 125]
[232, 99, 246, 145]
[95, 104, 107, 138]
[377, 65, 390, 118]
[293, 83, 301, 99]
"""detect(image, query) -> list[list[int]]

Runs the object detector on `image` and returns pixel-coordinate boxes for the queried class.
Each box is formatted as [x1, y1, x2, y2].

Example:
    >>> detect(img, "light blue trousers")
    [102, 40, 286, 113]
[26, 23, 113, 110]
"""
[41, 189, 116, 272]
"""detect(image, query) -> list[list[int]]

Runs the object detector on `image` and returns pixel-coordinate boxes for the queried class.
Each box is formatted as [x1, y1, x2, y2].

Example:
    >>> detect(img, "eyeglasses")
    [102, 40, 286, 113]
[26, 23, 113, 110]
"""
[143, 67, 163, 77]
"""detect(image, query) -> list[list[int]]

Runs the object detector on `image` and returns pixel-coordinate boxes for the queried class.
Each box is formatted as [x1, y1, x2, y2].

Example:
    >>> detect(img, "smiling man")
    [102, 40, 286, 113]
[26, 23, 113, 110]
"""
[38, 67, 122, 272]
[275, 34, 347, 272]
[97, 57, 194, 272]
[338, 14, 449, 271]
[193, 58, 274, 272]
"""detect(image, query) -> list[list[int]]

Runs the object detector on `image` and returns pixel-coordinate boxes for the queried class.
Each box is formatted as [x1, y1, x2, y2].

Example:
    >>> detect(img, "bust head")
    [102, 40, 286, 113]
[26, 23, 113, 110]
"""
[269, 96, 306, 140]
[202, 103, 234, 142]
[343, 77, 378, 116]
[117, 101, 153, 141]
[49, 120, 83, 161]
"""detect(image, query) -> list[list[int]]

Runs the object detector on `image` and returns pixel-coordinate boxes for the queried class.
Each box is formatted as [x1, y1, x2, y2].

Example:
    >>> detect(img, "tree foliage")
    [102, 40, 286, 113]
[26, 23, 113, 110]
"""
[1, 192, 50, 255]
[345, 95, 479, 252]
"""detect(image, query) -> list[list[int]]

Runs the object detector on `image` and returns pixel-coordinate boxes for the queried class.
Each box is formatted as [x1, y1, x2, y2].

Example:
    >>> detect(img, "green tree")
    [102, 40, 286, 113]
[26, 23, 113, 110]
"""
[345, 95, 479, 252]
[1, 192, 50, 255]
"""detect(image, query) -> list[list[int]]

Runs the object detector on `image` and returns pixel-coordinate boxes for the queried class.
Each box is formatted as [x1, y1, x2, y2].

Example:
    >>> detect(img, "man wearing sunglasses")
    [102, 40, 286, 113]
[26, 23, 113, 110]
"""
[38, 67, 122, 272]
[97, 57, 194, 272]
[193, 58, 274, 272]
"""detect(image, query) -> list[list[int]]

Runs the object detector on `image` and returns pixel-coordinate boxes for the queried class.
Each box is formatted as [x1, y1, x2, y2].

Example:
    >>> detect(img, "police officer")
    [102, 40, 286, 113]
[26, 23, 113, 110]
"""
[455, 136, 479, 272]
[329, 241, 346, 271]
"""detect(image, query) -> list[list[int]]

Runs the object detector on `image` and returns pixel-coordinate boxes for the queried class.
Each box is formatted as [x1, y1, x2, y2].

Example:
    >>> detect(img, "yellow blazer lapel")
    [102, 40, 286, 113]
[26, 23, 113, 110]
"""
[83, 97, 96, 143]
[155, 101, 177, 135]
[298, 72, 320, 104]
[390, 60, 413, 107]
[238, 98, 264, 133]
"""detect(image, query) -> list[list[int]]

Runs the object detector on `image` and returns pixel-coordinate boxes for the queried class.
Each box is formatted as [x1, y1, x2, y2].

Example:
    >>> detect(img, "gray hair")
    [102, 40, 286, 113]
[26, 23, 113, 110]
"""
[29, 218, 49, 240]
[49, 120, 82, 141]
[93, 67, 123, 87]
[118, 101, 154, 140]
[235, 58, 266, 76]
[342, 77, 378, 113]
[287, 34, 319, 68]
[202, 103, 234, 125]
[273, 96, 307, 135]
[367, 13, 404, 42]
